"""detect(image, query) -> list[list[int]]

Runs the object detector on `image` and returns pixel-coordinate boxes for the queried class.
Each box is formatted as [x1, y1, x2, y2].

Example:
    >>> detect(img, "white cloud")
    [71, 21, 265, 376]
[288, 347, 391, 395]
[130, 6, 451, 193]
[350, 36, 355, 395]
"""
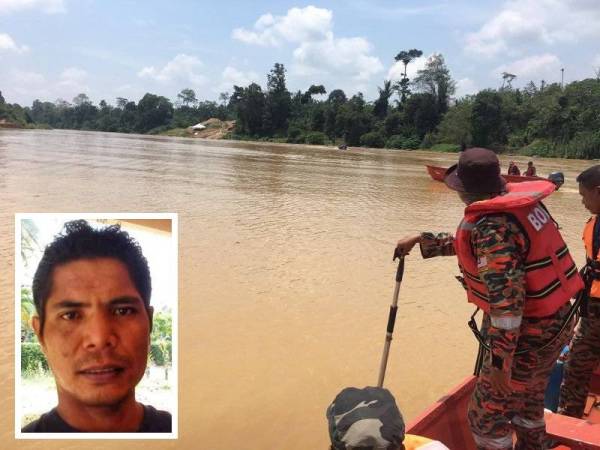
[0, 33, 28, 53]
[386, 56, 428, 82]
[293, 33, 383, 82]
[11, 69, 46, 86]
[0, 0, 65, 14]
[216, 66, 260, 92]
[594, 54, 600, 68]
[57, 67, 89, 96]
[138, 54, 206, 86]
[455, 78, 479, 98]
[59, 67, 86, 83]
[494, 53, 562, 83]
[232, 6, 332, 46]
[465, 0, 600, 57]
[234, 6, 383, 86]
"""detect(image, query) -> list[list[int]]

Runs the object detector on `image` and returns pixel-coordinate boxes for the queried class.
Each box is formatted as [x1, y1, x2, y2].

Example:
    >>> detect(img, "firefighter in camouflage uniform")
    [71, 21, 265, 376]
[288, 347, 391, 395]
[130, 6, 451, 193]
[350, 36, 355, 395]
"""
[396, 148, 582, 450]
[558, 165, 600, 418]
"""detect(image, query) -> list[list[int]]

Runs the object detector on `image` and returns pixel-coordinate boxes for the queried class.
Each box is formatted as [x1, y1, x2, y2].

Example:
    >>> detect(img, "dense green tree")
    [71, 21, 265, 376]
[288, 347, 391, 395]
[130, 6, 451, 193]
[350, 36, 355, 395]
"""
[403, 93, 439, 138]
[135, 93, 174, 133]
[335, 93, 373, 145]
[471, 90, 505, 146]
[436, 98, 473, 146]
[230, 83, 266, 135]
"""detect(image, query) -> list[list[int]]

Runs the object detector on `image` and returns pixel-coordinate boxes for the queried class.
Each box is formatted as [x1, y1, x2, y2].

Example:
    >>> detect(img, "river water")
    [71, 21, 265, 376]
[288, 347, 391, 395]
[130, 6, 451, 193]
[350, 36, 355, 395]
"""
[0, 129, 594, 449]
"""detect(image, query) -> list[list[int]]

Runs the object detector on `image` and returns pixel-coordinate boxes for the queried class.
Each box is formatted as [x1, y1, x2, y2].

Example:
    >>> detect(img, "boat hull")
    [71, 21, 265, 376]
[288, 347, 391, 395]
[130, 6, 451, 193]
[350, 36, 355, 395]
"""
[407, 371, 600, 449]
[426, 165, 546, 184]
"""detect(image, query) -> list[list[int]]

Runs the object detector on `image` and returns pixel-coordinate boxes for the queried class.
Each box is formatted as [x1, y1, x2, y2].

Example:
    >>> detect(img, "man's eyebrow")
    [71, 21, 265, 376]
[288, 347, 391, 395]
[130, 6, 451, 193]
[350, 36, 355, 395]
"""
[109, 296, 144, 306]
[50, 300, 88, 310]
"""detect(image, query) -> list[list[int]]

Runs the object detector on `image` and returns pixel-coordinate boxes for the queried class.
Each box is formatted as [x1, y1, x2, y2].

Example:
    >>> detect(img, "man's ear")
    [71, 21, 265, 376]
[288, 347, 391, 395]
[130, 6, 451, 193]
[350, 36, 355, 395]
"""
[31, 315, 44, 348]
[148, 306, 154, 334]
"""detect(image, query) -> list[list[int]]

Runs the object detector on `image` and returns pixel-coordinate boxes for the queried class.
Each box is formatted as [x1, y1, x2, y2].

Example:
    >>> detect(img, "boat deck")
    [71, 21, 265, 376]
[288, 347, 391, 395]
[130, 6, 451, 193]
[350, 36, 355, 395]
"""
[406, 369, 600, 449]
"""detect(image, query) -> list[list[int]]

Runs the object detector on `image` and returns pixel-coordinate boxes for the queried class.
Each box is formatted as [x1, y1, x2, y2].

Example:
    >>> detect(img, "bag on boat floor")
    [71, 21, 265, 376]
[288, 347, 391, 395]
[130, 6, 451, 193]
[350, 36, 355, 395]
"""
[327, 386, 405, 450]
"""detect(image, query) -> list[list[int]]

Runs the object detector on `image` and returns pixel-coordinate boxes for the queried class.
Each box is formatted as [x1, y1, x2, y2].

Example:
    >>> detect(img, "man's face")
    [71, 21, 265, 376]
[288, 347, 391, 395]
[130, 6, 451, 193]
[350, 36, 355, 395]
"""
[579, 183, 600, 214]
[33, 257, 152, 408]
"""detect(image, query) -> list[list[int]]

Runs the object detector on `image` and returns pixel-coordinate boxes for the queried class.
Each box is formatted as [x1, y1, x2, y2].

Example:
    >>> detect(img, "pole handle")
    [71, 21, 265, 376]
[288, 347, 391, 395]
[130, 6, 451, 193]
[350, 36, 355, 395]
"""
[392, 249, 405, 283]
[378, 254, 405, 386]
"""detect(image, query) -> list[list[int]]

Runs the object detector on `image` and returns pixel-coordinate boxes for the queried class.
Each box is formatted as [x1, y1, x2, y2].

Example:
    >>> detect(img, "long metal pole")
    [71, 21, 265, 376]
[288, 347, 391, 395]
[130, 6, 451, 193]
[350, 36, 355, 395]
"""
[377, 253, 405, 387]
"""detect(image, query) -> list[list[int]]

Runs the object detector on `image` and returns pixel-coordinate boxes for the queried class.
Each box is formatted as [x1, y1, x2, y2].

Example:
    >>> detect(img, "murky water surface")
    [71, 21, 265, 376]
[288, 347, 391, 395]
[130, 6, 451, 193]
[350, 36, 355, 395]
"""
[0, 130, 593, 449]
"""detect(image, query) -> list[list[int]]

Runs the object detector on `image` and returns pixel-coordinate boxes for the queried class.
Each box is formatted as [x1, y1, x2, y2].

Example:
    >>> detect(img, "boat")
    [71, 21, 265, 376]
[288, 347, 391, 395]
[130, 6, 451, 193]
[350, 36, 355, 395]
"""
[426, 165, 547, 184]
[406, 368, 600, 449]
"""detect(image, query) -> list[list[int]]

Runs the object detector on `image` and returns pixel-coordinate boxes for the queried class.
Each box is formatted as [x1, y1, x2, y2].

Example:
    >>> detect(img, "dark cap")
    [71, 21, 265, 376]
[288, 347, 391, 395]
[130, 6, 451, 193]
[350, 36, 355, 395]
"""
[444, 147, 506, 193]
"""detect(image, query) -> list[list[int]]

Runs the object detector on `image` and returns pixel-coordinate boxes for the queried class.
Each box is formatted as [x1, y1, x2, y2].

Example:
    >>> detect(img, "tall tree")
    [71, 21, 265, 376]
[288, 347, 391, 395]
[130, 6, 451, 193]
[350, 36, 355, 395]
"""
[501, 72, 516, 90]
[263, 63, 291, 134]
[116, 97, 129, 109]
[219, 92, 230, 106]
[177, 88, 197, 107]
[394, 48, 423, 104]
[231, 83, 266, 135]
[413, 53, 456, 115]
[72, 93, 91, 106]
[373, 80, 394, 119]
[301, 84, 327, 103]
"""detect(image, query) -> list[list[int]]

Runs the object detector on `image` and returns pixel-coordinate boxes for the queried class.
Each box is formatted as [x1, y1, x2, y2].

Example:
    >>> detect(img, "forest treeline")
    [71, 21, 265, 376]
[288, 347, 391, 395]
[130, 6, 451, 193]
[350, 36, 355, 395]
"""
[2, 51, 600, 159]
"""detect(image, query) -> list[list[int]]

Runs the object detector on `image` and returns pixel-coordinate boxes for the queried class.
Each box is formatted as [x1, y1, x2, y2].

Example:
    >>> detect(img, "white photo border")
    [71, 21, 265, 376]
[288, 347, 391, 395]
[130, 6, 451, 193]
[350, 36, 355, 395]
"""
[14, 212, 178, 440]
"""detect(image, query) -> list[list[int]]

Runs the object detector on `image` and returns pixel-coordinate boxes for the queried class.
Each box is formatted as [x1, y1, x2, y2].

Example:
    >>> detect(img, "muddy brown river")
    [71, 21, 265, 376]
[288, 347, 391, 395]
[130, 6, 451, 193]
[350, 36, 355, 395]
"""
[0, 129, 593, 449]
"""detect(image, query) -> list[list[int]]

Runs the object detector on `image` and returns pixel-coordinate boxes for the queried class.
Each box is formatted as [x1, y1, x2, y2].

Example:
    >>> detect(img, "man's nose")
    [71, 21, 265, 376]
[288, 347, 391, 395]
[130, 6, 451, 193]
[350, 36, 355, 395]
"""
[83, 312, 118, 350]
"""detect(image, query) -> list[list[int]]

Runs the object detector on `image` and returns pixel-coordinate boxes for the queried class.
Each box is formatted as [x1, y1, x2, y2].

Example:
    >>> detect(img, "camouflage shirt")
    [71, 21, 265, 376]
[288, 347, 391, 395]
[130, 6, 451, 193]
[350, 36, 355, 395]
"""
[420, 214, 529, 372]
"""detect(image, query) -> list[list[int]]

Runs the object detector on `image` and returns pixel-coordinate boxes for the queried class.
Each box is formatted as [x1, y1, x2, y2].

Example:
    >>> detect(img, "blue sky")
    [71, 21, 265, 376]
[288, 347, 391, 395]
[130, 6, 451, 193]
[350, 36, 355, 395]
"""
[1, 0, 600, 106]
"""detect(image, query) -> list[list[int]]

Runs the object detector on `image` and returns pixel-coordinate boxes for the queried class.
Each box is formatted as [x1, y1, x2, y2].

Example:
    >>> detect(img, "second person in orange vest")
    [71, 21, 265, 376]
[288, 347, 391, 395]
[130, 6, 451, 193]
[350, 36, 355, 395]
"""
[558, 165, 600, 417]
[396, 148, 582, 450]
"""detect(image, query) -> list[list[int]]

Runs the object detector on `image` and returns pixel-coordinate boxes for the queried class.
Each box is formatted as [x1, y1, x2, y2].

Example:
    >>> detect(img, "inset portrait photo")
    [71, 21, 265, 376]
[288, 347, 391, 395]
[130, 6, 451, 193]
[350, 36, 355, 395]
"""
[15, 214, 178, 439]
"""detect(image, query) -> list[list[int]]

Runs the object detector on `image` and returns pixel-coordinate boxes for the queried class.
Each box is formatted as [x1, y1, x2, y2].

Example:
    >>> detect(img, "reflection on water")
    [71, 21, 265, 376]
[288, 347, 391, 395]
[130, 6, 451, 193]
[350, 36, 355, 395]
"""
[0, 129, 593, 449]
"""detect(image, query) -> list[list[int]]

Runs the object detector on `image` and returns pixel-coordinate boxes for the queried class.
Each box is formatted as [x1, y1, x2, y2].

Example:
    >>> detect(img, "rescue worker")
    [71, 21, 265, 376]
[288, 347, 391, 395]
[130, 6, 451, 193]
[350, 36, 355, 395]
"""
[508, 161, 521, 176]
[558, 165, 600, 418]
[327, 386, 449, 450]
[396, 148, 582, 450]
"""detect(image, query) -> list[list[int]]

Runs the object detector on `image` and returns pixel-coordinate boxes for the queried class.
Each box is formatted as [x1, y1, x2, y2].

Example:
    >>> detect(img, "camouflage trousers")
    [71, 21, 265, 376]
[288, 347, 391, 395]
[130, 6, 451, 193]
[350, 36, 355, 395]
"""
[558, 300, 600, 418]
[468, 302, 574, 450]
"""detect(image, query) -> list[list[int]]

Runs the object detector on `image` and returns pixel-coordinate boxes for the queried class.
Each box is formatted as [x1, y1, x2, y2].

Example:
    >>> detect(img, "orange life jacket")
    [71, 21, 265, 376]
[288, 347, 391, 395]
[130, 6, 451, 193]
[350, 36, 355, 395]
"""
[583, 215, 600, 298]
[454, 181, 583, 317]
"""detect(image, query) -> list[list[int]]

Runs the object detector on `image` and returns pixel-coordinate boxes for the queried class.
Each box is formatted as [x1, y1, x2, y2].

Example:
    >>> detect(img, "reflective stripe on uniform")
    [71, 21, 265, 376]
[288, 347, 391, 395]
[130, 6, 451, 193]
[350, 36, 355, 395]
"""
[471, 432, 513, 449]
[525, 245, 569, 271]
[490, 314, 523, 330]
[526, 263, 578, 299]
[512, 415, 545, 429]
[459, 220, 475, 231]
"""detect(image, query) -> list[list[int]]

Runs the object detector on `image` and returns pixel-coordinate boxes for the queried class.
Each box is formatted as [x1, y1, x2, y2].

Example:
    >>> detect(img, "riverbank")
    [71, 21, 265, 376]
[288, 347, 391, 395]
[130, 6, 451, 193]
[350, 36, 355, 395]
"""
[10, 126, 597, 161]
[0, 118, 22, 128]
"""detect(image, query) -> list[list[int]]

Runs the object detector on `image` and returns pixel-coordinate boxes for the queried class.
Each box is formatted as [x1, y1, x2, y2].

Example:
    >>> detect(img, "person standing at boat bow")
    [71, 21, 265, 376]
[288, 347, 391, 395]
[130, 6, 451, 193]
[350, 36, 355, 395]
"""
[558, 165, 600, 418]
[396, 148, 582, 450]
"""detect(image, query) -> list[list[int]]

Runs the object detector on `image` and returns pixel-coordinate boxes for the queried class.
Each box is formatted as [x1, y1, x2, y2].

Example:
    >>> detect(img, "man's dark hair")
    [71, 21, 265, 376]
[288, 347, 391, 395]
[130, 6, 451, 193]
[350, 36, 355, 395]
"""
[576, 165, 600, 189]
[32, 220, 152, 334]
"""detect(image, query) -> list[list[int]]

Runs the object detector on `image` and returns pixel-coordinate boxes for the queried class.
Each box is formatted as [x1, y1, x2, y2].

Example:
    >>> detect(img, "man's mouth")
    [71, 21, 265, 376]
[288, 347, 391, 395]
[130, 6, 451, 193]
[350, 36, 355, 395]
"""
[78, 365, 126, 382]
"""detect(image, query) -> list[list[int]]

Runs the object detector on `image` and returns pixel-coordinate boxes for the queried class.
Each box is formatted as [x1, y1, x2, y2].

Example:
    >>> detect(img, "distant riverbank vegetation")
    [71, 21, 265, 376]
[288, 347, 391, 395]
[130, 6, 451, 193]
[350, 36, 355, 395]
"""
[2, 51, 600, 159]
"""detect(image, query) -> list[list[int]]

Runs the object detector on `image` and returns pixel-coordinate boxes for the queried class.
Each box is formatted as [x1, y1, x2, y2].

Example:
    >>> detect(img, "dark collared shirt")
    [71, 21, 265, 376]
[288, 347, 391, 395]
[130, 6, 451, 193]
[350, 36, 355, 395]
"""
[22, 404, 172, 433]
